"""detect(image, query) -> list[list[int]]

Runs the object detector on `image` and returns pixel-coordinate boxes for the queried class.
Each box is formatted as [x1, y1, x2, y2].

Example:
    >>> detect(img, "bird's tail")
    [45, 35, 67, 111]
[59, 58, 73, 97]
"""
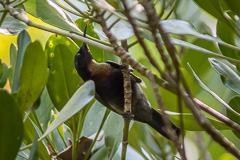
[147, 108, 181, 140]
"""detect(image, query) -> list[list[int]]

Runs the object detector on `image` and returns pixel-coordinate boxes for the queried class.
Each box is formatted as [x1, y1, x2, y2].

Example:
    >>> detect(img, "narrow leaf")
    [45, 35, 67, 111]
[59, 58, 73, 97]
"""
[188, 63, 240, 117]
[40, 81, 95, 140]
[12, 30, 31, 92]
[209, 58, 240, 95]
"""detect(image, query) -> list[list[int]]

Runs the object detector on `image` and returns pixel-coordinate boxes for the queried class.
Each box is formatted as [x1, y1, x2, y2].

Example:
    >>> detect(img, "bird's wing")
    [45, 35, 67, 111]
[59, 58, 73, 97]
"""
[105, 60, 142, 83]
[95, 92, 118, 113]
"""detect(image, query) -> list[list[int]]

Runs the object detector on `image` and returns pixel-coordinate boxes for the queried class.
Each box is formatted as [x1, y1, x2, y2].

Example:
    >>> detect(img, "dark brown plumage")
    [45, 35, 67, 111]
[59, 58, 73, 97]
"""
[74, 35, 180, 140]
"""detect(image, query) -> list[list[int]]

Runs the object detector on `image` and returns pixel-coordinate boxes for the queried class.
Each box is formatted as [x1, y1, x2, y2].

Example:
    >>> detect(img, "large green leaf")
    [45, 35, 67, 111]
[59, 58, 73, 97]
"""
[45, 35, 82, 110]
[0, 89, 23, 160]
[193, 0, 225, 21]
[12, 30, 31, 92]
[224, 1, 240, 17]
[0, 61, 8, 88]
[209, 58, 240, 95]
[24, 0, 80, 33]
[18, 41, 48, 113]
[40, 80, 95, 140]
[105, 112, 124, 159]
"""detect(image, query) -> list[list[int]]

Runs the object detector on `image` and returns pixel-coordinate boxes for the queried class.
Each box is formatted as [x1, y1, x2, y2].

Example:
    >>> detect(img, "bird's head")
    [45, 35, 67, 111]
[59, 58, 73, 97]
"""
[74, 26, 93, 81]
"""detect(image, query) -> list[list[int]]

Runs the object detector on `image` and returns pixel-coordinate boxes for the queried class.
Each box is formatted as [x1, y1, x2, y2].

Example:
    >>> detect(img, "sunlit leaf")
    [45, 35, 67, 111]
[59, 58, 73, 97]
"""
[8, 43, 18, 88]
[45, 35, 82, 110]
[18, 41, 48, 113]
[24, 0, 80, 33]
[0, 89, 23, 160]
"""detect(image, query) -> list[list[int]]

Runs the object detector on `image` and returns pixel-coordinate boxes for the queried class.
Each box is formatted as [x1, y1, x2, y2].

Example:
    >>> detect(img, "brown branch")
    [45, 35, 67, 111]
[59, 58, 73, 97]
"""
[194, 98, 240, 133]
[121, 40, 132, 160]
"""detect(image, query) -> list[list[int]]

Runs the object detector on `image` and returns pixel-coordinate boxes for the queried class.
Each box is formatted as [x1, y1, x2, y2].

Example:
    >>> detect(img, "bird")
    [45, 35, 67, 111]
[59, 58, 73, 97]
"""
[74, 29, 180, 140]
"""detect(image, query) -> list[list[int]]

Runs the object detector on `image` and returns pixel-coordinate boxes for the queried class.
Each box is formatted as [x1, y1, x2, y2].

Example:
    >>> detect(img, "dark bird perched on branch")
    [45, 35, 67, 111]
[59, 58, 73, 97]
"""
[74, 29, 180, 140]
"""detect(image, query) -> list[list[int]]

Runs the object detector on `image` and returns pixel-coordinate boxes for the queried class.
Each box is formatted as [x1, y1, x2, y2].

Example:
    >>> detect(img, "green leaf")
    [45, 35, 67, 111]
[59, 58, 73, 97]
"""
[35, 88, 54, 130]
[28, 135, 38, 160]
[0, 89, 23, 160]
[18, 41, 48, 113]
[22, 118, 50, 160]
[24, 0, 80, 33]
[217, 17, 240, 60]
[94, 12, 134, 40]
[45, 35, 82, 110]
[40, 80, 95, 140]
[224, 0, 240, 16]
[188, 63, 240, 116]
[0, 61, 8, 88]
[82, 101, 106, 136]
[75, 18, 104, 62]
[0, 6, 28, 35]
[208, 58, 240, 95]
[105, 112, 123, 159]
[228, 96, 240, 138]
[8, 43, 18, 88]
[168, 112, 231, 131]
[12, 30, 31, 92]
[193, 0, 225, 21]
[160, 20, 239, 51]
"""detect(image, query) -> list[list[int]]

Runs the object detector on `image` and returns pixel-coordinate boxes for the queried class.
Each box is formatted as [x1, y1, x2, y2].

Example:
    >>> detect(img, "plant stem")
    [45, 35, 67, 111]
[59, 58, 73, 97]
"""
[83, 109, 110, 160]
[121, 119, 130, 160]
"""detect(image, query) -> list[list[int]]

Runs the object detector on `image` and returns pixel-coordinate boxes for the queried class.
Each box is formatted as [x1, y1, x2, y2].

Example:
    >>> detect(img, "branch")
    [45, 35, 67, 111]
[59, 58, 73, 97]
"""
[121, 40, 132, 160]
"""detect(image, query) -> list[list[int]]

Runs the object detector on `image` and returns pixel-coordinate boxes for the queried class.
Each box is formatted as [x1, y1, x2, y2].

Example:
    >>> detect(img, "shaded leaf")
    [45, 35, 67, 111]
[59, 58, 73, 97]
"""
[0, 61, 8, 88]
[40, 80, 95, 140]
[217, 19, 240, 60]
[0, 7, 28, 35]
[227, 96, 240, 139]
[18, 41, 48, 113]
[105, 112, 123, 159]
[22, 118, 50, 160]
[45, 35, 82, 110]
[82, 101, 106, 137]
[28, 135, 38, 160]
[0, 89, 23, 160]
[168, 112, 231, 131]
[209, 58, 240, 95]
[12, 30, 31, 92]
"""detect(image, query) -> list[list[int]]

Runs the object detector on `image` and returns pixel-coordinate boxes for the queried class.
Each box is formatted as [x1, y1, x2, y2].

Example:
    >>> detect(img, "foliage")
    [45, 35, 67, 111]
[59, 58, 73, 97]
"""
[0, 0, 240, 160]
